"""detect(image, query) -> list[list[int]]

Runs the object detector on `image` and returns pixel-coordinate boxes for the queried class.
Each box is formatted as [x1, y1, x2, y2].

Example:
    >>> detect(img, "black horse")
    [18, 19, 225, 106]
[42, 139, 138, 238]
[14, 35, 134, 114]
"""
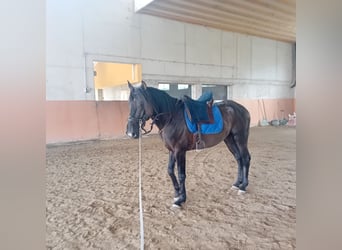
[126, 81, 251, 207]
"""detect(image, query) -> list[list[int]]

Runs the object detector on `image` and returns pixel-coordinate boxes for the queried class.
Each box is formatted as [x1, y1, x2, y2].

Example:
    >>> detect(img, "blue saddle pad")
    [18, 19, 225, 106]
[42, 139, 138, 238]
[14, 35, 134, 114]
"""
[184, 105, 223, 134]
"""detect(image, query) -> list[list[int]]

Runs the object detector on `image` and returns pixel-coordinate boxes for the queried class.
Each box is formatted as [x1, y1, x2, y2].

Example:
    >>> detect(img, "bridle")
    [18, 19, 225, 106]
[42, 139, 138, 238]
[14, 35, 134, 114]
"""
[127, 115, 153, 135]
[128, 111, 173, 135]
[128, 87, 174, 135]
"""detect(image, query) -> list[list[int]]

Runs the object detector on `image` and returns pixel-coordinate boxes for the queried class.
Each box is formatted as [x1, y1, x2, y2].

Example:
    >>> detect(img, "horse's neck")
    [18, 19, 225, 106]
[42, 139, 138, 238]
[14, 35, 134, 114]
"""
[150, 90, 178, 115]
[149, 90, 179, 129]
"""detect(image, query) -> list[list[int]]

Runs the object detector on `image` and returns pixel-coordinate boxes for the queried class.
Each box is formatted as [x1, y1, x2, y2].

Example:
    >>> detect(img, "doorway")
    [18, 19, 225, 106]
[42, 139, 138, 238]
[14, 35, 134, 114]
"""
[93, 61, 142, 100]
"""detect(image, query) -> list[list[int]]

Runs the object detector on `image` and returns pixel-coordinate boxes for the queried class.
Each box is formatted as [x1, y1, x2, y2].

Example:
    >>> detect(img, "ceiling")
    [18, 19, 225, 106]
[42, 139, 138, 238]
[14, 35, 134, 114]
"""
[136, 0, 296, 43]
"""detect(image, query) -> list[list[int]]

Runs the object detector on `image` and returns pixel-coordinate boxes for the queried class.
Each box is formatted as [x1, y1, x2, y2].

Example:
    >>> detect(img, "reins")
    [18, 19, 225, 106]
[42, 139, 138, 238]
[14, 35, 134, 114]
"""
[140, 112, 173, 135]
[140, 119, 153, 135]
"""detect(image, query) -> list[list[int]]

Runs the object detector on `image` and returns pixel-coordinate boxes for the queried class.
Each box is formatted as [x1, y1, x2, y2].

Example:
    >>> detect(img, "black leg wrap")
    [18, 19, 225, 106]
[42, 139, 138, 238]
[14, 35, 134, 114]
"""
[174, 173, 186, 205]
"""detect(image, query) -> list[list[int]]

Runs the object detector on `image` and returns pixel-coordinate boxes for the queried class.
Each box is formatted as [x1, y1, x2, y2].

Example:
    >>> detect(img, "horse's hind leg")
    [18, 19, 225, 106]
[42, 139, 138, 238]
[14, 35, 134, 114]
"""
[239, 147, 251, 192]
[224, 133, 251, 192]
[167, 151, 180, 200]
[224, 134, 243, 189]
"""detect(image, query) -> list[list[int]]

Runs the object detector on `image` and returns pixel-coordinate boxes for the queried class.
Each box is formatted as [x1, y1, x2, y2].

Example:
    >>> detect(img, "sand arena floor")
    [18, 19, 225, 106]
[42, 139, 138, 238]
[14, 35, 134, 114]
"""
[46, 126, 296, 249]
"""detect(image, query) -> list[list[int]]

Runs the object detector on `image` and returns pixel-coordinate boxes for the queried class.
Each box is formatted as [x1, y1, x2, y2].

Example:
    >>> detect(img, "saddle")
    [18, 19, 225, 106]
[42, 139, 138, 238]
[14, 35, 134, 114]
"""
[183, 92, 214, 123]
[182, 92, 214, 149]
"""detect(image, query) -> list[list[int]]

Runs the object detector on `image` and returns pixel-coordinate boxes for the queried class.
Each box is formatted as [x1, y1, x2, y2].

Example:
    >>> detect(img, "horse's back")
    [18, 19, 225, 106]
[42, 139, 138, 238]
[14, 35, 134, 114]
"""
[217, 100, 251, 132]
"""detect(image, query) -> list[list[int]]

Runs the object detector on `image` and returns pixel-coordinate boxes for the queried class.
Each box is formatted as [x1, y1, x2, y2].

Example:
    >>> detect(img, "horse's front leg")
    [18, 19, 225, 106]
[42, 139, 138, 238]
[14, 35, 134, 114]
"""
[167, 151, 180, 200]
[174, 151, 186, 207]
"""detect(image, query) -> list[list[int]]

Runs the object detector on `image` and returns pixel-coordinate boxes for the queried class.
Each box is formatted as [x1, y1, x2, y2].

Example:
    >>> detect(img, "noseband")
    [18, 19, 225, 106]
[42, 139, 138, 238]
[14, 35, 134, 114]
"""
[128, 115, 153, 135]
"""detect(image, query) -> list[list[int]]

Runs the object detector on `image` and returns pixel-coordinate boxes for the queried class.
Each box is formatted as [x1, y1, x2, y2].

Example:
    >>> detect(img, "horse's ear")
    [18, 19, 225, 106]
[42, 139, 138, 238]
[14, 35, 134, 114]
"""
[141, 80, 147, 90]
[127, 80, 133, 90]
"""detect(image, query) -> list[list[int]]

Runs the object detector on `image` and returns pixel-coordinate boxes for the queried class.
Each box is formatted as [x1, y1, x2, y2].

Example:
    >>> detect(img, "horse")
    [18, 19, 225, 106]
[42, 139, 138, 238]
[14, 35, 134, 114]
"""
[126, 80, 251, 208]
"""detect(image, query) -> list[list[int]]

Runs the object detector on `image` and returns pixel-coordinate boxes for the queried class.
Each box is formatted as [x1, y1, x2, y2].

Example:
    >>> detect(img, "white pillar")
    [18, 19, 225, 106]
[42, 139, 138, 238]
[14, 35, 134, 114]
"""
[191, 84, 202, 99]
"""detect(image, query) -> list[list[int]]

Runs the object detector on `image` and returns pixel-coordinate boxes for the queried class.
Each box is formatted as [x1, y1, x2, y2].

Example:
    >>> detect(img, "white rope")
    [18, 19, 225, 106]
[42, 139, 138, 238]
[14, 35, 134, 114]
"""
[138, 120, 144, 250]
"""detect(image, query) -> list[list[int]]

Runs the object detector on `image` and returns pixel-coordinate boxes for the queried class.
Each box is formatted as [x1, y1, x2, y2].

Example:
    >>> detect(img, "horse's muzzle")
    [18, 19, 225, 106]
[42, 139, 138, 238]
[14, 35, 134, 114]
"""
[126, 120, 140, 139]
[126, 131, 139, 139]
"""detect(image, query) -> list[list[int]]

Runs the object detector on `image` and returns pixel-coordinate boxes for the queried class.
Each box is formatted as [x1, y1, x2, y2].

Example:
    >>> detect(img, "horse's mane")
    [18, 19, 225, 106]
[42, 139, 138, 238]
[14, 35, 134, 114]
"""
[145, 87, 181, 114]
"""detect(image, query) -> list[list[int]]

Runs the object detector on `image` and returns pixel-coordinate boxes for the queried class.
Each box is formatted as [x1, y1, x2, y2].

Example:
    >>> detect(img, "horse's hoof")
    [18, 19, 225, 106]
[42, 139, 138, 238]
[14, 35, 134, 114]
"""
[231, 185, 239, 191]
[238, 190, 246, 195]
[172, 204, 181, 209]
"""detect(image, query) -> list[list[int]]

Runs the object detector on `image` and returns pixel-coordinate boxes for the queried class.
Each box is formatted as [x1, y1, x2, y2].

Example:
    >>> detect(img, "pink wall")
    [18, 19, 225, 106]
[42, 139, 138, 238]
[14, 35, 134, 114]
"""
[46, 101, 129, 144]
[46, 99, 295, 144]
[235, 98, 295, 127]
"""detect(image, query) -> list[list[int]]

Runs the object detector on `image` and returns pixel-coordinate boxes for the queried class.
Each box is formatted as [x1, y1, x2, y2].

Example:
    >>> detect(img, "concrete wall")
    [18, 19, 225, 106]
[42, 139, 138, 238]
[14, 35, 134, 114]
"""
[46, 0, 295, 143]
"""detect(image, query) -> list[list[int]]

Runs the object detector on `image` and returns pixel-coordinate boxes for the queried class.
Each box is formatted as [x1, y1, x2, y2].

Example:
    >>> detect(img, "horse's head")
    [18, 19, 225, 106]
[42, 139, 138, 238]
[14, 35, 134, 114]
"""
[126, 80, 154, 139]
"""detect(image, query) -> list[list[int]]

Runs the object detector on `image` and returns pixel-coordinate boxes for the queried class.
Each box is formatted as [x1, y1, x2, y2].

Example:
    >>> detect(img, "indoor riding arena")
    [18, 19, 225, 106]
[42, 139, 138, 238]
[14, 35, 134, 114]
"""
[46, 0, 296, 249]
